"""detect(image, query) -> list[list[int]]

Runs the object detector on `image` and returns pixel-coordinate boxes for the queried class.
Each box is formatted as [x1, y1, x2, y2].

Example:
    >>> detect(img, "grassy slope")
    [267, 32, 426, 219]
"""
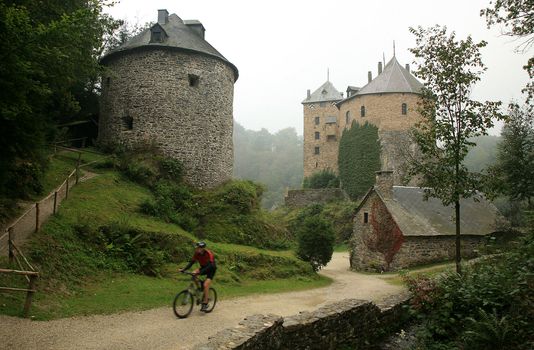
[0, 159, 330, 320]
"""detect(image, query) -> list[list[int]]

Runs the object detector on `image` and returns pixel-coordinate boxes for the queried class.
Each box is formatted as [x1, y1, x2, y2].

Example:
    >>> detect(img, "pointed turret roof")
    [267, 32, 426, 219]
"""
[302, 81, 343, 104]
[356, 57, 422, 96]
[101, 13, 238, 81]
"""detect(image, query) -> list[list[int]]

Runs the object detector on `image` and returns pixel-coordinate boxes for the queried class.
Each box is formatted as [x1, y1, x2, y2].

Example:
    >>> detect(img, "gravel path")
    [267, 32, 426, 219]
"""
[0, 253, 405, 350]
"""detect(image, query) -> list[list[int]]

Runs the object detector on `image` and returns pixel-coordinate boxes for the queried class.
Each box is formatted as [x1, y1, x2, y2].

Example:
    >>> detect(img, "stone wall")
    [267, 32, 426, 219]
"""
[99, 47, 235, 189]
[303, 101, 341, 178]
[284, 188, 347, 207]
[193, 294, 411, 350]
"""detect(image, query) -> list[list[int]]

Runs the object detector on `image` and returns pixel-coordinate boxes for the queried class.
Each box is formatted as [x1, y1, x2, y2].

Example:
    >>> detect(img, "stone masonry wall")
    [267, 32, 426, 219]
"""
[284, 188, 347, 207]
[303, 102, 341, 178]
[351, 192, 484, 272]
[193, 294, 411, 350]
[99, 48, 235, 189]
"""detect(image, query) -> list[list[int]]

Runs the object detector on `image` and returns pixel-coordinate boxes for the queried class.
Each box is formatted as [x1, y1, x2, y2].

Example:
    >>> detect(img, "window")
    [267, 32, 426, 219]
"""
[364, 212, 369, 223]
[402, 103, 407, 115]
[315, 132, 320, 140]
[345, 111, 350, 124]
[314, 146, 320, 155]
[327, 135, 336, 142]
[188, 74, 199, 87]
[361, 106, 366, 117]
[315, 162, 318, 168]
[314, 116, 320, 125]
[122, 115, 133, 130]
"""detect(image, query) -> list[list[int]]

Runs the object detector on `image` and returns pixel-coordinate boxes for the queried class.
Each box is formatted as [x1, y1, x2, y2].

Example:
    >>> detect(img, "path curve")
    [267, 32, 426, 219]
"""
[0, 253, 405, 350]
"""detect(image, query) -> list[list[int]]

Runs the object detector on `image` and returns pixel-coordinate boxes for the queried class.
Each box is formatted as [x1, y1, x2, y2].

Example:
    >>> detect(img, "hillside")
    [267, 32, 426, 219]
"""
[0, 151, 329, 319]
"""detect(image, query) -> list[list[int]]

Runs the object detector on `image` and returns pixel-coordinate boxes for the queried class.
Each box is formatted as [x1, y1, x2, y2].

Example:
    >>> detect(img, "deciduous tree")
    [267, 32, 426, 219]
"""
[408, 25, 503, 274]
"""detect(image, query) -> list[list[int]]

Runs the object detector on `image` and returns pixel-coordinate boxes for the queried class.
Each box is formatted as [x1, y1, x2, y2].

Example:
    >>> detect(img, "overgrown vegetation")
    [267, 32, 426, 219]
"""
[404, 231, 533, 349]
[338, 121, 381, 200]
[302, 170, 339, 189]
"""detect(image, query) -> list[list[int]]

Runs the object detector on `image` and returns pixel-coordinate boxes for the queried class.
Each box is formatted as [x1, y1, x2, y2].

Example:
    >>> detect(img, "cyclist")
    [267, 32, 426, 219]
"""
[179, 241, 216, 311]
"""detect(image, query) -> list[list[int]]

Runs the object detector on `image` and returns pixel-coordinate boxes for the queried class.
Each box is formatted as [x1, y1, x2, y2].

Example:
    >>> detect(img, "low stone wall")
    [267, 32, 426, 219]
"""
[284, 188, 348, 207]
[351, 232, 484, 272]
[193, 294, 411, 349]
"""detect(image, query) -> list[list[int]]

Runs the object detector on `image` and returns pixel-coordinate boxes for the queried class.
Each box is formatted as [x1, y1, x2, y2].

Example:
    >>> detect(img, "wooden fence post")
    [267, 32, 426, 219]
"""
[8, 227, 14, 265]
[53, 191, 58, 214]
[35, 203, 40, 233]
[23, 274, 37, 317]
[76, 153, 81, 184]
[66, 177, 69, 199]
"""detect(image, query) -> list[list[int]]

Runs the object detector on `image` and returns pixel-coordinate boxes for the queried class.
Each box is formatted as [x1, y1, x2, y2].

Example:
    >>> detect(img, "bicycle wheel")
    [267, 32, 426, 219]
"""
[173, 290, 194, 318]
[203, 288, 217, 313]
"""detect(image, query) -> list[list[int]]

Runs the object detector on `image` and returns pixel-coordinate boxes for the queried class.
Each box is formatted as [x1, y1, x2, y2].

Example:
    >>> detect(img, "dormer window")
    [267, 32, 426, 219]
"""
[150, 24, 167, 43]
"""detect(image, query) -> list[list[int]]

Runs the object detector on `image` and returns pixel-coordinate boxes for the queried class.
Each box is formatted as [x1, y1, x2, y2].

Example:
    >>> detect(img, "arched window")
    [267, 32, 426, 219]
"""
[360, 106, 366, 117]
[402, 103, 407, 115]
[345, 111, 351, 125]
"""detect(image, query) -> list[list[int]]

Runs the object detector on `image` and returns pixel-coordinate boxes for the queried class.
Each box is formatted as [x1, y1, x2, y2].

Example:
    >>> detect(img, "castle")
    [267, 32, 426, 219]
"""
[98, 9, 238, 188]
[302, 56, 423, 185]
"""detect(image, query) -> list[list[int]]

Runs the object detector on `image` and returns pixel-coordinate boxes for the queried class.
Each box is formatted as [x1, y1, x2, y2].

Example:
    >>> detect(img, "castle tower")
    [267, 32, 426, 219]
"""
[302, 80, 343, 178]
[99, 9, 238, 189]
[302, 56, 423, 185]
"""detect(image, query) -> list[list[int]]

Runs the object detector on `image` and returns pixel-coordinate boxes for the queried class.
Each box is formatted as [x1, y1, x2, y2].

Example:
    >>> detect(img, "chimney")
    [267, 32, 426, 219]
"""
[307, 89, 311, 99]
[405, 64, 410, 72]
[158, 9, 169, 25]
[378, 62, 383, 75]
[368, 71, 372, 83]
[375, 170, 394, 199]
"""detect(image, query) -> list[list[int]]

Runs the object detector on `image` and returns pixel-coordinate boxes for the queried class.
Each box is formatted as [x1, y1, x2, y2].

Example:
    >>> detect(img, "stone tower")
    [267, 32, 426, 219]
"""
[302, 56, 423, 185]
[99, 9, 238, 189]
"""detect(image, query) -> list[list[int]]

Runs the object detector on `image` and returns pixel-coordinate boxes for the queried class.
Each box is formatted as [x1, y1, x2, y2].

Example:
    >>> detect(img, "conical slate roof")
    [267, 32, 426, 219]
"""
[101, 13, 238, 81]
[356, 57, 422, 96]
[302, 81, 343, 104]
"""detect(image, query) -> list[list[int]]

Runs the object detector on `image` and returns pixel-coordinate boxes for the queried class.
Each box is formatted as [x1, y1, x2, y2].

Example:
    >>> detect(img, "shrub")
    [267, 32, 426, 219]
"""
[296, 216, 335, 271]
[405, 232, 534, 349]
[302, 170, 339, 189]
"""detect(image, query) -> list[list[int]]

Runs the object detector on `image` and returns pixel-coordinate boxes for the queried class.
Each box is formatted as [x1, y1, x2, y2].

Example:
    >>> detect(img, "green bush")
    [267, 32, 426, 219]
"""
[296, 216, 335, 271]
[405, 232, 534, 350]
[302, 170, 339, 189]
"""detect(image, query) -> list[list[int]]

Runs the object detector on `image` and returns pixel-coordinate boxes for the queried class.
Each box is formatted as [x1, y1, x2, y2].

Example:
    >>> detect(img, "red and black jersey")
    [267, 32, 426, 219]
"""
[191, 249, 215, 267]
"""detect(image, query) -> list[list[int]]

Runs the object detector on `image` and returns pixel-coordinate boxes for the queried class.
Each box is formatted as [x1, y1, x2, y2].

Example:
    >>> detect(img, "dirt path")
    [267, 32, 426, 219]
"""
[0, 253, 405, 350]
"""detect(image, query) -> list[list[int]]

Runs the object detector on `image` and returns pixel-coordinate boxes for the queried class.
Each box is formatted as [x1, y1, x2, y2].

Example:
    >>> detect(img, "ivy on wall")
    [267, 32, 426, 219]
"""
[366, 199, 404, 269]
[338, 121, 381, 200]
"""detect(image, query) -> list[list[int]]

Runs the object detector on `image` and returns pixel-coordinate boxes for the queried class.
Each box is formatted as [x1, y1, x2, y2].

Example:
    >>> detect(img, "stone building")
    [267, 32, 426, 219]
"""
[99, 9, 238, 188]
[350, 171, 501, 271]
[302, 56, 423, 185]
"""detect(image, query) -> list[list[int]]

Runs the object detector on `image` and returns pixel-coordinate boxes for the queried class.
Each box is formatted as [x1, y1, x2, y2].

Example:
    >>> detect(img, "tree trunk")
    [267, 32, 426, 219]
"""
[455, 200, 462, 274]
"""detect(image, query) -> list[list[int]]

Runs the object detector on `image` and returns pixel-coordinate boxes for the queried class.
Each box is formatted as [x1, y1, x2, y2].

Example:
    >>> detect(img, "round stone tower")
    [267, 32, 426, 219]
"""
[99, 9, 238, 189]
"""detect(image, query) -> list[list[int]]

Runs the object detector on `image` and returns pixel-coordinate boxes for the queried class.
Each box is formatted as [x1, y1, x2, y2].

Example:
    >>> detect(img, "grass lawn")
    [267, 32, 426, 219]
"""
[377, 261, 455, 286]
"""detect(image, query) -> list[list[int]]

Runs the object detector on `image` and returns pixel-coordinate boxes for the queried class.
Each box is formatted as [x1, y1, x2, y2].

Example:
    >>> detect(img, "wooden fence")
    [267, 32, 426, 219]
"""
[0, 146, 104, 316]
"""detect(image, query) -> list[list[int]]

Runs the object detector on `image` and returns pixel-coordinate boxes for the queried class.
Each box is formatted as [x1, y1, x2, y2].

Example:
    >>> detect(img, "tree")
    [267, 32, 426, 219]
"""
[296, 215, 335, 272]
[0, 1, 122, 200]
[408, 25, 503, 274]
[488, 103, 534, 207]
[481, 0, 534, 103]
[302, 170, 339, 189]
[338, 122, 381, 200]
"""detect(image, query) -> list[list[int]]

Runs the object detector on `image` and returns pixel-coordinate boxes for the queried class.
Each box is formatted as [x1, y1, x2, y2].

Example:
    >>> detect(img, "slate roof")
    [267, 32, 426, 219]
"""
[362, 186, 500, 237]
[337, 57, 423, 106]
[302, 81, 344, 104]
[101, 13, 238, 81]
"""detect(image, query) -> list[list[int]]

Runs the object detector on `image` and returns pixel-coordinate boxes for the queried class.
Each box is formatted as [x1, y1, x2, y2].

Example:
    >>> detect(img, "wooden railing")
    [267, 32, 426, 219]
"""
[0, 237, 39, 316]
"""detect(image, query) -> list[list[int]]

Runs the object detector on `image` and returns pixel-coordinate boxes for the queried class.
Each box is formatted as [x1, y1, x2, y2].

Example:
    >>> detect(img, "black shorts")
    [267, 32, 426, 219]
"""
[200, 265, 216, 280]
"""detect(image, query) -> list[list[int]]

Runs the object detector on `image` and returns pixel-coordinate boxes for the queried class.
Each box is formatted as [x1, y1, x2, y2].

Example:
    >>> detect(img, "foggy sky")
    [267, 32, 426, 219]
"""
[105, 0, 532, 136]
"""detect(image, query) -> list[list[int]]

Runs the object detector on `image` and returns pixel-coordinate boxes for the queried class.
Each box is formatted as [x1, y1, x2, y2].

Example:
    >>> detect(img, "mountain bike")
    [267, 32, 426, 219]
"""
[173, 271, 217, 318]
